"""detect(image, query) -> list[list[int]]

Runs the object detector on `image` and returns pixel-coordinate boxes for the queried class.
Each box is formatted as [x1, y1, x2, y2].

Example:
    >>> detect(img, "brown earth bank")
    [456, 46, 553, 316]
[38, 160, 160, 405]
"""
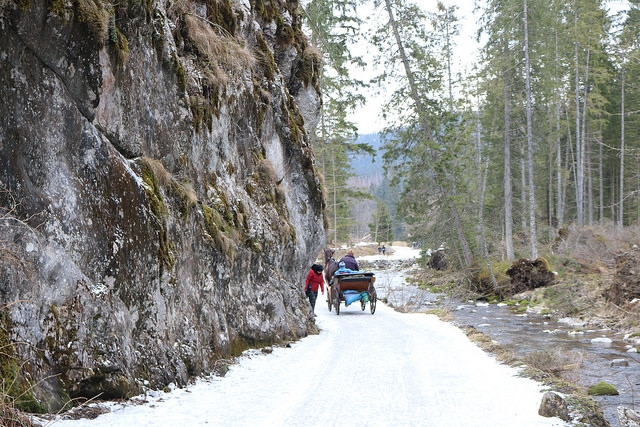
[414, 224, 640, 333]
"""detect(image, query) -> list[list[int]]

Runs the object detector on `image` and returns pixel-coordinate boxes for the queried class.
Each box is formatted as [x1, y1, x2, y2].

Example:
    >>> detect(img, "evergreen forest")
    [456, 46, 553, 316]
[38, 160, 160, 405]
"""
[303, 0, 640, 269]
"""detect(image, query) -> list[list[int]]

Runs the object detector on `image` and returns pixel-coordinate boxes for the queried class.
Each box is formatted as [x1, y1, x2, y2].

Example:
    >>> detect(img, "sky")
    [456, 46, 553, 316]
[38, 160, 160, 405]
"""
[43, 245, 569, 427]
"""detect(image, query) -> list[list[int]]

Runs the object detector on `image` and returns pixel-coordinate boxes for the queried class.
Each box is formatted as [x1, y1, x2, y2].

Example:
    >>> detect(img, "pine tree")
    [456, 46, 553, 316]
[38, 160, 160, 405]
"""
[370, 0, 474, 267]
[302, 0, 374, 244]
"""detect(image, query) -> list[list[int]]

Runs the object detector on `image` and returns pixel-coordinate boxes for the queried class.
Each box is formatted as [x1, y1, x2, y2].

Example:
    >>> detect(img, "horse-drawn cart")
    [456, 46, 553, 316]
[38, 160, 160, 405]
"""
[328, 272, 377, 315]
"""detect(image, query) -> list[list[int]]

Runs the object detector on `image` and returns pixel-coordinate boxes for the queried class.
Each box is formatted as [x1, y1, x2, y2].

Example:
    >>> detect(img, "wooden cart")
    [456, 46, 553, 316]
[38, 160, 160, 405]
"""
[328, 272, 376, 315]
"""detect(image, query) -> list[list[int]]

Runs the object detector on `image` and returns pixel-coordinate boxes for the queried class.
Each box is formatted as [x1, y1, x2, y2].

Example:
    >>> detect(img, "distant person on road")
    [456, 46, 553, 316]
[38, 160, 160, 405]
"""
[339, 249, 360, 271]
[305, 264, 324, 315]
[378, 245, 382, 255]
[382, 245, 386, 256]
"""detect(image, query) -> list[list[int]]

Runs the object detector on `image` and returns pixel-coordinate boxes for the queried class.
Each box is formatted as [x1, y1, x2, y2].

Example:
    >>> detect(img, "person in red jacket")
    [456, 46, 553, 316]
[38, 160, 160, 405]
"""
[305, 264, 325, 315]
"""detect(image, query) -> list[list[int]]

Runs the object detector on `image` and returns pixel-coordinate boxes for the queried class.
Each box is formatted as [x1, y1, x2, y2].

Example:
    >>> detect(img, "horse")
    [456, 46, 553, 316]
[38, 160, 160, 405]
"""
[323, 248, 339, 286]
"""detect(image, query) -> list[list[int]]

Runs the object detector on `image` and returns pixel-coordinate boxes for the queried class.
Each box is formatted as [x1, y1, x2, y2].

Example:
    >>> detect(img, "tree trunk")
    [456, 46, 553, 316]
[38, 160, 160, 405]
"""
[582, 48, 592, 226]
[520, 142, 527, 232]
[524, 0, 537, 258]
[556, 120, 564, 227]
[574, 7, 584, 226]
[330, 138, 338, 245]
[619, 67, 625, 229]
[504, 64, 514, 260]
[383, 0, 430, 138]
[475, 101, 498, 290]
[555, 29, 564, 229]
[598, 122, 603, 225]
[587, 136, 593, 225]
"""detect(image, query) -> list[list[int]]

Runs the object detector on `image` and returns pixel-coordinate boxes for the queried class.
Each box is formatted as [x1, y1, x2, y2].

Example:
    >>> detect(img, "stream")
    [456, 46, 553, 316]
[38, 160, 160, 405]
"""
[372, 267, 640, 427]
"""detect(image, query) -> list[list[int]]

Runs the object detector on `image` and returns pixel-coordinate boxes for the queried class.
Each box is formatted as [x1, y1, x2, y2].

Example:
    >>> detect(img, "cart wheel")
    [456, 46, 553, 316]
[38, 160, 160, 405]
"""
[333, 286, 340, 315]
[370, 290, 377, 314]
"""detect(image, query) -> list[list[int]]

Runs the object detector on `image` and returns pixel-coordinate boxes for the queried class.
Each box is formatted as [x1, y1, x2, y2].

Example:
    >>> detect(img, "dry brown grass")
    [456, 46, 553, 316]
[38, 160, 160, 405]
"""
[184, 14, 255, 85]
[180, 182, 198, 206]
[0, 352, 37, 427]
[0, 307, 46, 425]
[424, 307, 453, 322]
[256, 159, 278, 183]
[524, 349, 584, 382]
[460, 325, 518, 364]
[552, 223, 640, 270]
[140, 157, 171, 187]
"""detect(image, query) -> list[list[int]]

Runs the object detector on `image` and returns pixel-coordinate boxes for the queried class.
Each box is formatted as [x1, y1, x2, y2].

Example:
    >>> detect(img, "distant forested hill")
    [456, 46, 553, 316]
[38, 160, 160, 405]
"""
[348, 133, 406, 240]
[349, 133, 384, 188]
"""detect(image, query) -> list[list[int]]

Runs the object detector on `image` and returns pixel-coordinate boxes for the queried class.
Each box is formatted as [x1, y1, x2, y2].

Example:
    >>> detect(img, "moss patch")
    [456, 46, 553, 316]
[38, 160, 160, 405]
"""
[201, 204, 237, 260]
[297, 46, 321, 91]
[206, 0, 237, 35]
[228, 333, 275, 357]
[256, 32, 275, 81]
[74, 0, 109, 48]
[168, 181, 198, 216]
[0, 311, 47, 414]
[106, 4, 129, 65]
[139, 157, 175, 269]
[171, 53, 187, 92]
[587, 381, 619, 396]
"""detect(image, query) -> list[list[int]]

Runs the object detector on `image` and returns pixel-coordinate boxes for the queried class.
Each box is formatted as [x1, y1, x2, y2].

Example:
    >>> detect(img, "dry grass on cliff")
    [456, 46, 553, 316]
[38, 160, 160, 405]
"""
[184, 14, 255, 84]
[0, 406, 34, 427]
[256, 159, 278, 183]
[141, 157, 171, 187]
[0, 340, 38, 427]
[0, 371, 37, 426]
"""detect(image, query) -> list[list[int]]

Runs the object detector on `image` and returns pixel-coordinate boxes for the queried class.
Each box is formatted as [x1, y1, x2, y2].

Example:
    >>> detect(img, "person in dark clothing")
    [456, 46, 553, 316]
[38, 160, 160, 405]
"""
[339, 249, 359, 271]
[305, 264, 325, 314]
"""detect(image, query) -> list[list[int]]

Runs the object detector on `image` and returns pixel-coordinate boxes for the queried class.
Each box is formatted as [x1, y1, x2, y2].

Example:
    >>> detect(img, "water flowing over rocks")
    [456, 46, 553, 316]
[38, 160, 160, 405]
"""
[0, 0, 324, 411]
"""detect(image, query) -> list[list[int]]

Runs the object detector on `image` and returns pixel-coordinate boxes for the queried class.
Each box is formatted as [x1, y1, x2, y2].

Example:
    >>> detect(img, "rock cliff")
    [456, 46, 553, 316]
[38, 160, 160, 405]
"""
[0, 0, 324, 412]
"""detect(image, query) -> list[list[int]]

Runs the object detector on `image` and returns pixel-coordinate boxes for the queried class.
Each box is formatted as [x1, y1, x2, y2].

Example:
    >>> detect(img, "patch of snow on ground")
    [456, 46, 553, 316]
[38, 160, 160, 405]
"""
[359, 245, 421, 262]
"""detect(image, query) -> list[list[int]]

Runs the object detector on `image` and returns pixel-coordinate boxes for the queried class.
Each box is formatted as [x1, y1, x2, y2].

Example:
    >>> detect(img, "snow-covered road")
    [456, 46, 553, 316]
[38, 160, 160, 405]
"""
[50, 287, 568, 426]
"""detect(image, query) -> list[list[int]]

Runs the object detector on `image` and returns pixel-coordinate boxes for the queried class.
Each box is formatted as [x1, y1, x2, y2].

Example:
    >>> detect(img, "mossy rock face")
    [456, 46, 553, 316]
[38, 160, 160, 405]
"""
[0, 0, 324, 412]
[587, 381, 619, 396]
[0, 310, 58, 413]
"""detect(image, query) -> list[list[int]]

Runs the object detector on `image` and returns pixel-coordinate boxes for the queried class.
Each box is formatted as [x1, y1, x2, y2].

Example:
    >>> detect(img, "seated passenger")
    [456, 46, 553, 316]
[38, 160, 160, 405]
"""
[339, 249, 359, 271]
